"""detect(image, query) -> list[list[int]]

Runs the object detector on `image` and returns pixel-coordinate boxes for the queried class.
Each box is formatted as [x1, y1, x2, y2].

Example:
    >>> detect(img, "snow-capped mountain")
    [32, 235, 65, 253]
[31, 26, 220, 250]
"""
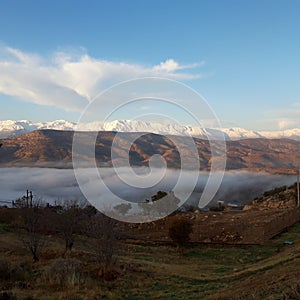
[0, 120, 75, 138]
[0, 119, 300, 141]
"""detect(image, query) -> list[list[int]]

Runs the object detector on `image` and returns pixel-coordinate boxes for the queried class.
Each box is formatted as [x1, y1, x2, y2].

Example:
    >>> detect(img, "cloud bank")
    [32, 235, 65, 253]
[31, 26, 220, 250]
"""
[264, 104, 300, 130]
[0, 46, 205, 112]
[0, 168, 295, 209]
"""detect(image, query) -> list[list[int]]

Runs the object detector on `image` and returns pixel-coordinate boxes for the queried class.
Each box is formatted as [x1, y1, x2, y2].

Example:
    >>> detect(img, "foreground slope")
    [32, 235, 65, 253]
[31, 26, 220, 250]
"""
[1, 207, 300, 299]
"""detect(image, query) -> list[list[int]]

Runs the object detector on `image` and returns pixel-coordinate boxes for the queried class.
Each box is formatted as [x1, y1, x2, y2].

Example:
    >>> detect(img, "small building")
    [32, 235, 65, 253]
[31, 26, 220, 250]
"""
[227, 201, 244, 210]
[217, 200, 225, 209]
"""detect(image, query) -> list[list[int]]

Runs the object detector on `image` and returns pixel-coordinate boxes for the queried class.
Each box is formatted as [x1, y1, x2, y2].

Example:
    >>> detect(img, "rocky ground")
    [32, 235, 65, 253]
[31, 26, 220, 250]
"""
[246, 183, 298, 209]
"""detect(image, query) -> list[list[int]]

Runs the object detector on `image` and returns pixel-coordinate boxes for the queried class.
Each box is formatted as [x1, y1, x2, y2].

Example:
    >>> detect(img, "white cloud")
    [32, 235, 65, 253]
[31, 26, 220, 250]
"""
[153, 59, 204, 72]
[278, 119, 299, 130]
[154, 59, 180, 72]
[0, 46, 205, 112]
[263, 107, 300, 130]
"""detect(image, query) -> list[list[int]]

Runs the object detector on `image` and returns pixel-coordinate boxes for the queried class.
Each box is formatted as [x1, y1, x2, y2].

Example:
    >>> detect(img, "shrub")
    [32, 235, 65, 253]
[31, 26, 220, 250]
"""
[168, 217, 193, 247]
[0, 259, 29, 281]
[151, 191, 168, 201]
[0, 208, 17, 225]
[43, 258, 83, 287]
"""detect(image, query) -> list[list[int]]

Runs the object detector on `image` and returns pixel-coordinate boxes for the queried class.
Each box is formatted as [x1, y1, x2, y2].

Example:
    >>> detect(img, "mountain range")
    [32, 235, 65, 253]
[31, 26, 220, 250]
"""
[1, 119, 300, 141]
[0, 129, 299, 174]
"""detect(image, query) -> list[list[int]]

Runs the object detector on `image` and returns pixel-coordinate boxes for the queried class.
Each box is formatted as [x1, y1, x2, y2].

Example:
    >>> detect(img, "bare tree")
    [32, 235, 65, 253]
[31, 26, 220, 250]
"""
[17, 199, 46, 262]
[55, 199, 83, 252]
[87, 214, 120, 278]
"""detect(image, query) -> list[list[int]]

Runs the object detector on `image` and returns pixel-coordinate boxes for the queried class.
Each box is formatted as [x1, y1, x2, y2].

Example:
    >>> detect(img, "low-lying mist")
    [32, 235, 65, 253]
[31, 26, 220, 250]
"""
[0, 167, 296, 208]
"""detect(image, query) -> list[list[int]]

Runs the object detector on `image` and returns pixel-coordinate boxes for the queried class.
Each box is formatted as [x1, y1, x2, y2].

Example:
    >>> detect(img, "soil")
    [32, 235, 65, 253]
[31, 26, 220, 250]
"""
[124, 208, 300, 245]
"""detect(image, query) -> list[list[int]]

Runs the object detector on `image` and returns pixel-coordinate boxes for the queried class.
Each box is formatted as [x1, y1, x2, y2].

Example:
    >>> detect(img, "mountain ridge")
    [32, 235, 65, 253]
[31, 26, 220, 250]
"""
[0, 129, 299, 174]
[1, 119, 300, 141]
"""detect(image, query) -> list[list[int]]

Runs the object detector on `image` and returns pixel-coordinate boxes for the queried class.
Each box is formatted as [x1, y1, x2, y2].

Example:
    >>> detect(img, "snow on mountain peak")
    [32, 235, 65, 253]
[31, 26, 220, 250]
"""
[0, 119, 299, 141]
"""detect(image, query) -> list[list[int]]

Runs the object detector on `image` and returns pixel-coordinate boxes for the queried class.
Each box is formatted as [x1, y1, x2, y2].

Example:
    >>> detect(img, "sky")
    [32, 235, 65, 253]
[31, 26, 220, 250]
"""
[0, 0, 299, 131]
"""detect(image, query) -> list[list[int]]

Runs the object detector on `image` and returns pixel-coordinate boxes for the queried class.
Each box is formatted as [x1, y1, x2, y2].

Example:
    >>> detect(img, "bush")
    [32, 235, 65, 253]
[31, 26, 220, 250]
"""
[0, 259, 29, 281]
[168, 217, 193, 247]
[43, 258, 83, 287]
[0, 208, 17, 225]
[263, 185, 287, 197]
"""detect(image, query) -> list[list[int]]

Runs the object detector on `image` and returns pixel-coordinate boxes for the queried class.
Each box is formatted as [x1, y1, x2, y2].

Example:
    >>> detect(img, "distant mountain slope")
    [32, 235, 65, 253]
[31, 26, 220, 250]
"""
[1, 119, 300, 141]
[0, 130, 299, 174]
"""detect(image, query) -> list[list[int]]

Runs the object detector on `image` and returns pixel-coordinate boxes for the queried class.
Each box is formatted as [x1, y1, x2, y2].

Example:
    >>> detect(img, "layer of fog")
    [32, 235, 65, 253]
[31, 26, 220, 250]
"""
[0, 167, 296, 208]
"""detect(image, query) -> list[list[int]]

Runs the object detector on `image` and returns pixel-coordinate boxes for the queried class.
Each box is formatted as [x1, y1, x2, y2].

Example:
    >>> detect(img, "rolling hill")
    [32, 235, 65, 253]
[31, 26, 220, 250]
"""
[0, 129, 299, 174]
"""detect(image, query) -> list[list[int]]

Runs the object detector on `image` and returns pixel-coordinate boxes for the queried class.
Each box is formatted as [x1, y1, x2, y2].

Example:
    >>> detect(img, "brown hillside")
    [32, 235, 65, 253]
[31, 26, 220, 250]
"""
[0, 130, 299, 173]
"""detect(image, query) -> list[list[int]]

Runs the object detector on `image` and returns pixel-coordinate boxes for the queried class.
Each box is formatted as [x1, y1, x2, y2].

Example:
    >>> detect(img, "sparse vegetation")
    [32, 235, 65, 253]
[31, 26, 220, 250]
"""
[1, 204, 300, 299]
[86, 214, 120, 280]
[263, 185, 288, 197]
[0, 259, 29, 281]
[43, 258, 83, 287]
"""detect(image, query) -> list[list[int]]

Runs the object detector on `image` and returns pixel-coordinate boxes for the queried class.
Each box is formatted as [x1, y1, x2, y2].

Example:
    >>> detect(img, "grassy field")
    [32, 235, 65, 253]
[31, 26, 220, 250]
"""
[1, 215, 300, 300]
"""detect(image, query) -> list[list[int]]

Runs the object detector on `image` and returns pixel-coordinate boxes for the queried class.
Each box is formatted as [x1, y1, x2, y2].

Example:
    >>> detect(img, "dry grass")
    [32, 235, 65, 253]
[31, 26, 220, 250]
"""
[42, 258, 83, 287]
[1, 211, 300, 299]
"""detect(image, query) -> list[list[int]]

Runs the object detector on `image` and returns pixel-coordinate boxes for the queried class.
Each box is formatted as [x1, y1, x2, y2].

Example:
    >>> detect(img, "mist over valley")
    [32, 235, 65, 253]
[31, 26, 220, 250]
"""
[0, 167, 295, 209]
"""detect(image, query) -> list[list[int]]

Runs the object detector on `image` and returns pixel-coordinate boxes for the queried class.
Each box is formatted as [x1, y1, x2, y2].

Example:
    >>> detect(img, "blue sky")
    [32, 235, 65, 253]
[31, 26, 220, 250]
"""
[0, 0, 299, 130]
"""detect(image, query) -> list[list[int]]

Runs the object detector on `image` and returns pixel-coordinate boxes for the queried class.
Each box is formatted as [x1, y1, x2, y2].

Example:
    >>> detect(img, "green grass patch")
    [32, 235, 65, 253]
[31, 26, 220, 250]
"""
[272, 221, 300, 243]
[120, 274, 227, 300]
[186, 245, 278, 265]
[0, 223, 10, 232]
